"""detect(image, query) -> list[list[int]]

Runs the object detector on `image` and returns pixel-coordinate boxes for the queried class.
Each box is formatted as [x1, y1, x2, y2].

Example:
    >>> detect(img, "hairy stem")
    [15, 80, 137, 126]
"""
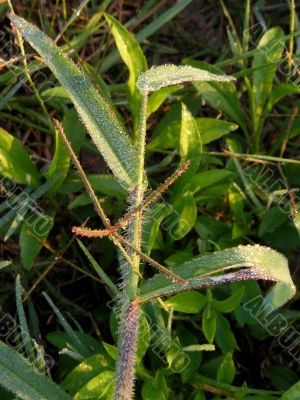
[114, 92, 148, 400]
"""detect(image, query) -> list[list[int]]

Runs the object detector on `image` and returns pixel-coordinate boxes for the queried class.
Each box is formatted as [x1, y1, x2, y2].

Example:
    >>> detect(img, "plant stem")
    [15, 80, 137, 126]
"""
[127, 91, 148, 300]
[114, 92, 148, 400]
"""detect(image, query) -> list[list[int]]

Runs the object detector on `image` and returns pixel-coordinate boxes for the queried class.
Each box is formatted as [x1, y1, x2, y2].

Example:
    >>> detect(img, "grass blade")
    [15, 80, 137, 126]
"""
[0, 341, 71, 400]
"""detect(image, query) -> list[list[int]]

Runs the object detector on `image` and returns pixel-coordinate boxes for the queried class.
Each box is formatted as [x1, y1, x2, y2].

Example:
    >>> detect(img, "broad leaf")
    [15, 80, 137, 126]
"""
[136, 64, 235, 93]
[10, 15, 138, 188]
[0, 127, 39, 188]
[0, 341, 71, 400]
[138, 245, 295, 305]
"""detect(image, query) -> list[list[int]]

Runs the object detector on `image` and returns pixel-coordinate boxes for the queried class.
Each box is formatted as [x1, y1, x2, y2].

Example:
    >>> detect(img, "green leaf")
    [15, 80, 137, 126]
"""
[202, 305, 217, 343]
[142, 204, 170, 255]
[0, 127, 39, 188]
[0, 340, 71, 400]
[44, 108, 85, 192]
[44, 131, 70, 190]
[138, 245, 295, 305]
[214, 286, 245, 313]
[142, 370, 168, 400]
[10, 15, 138, 188]
[20, 215, 53, 270]
[215, 313, 238, 353]
[252, 27, 284, 127]
[197, 118, 238, 145]
[104, 13, 147, 133]
[186, 60, 248, 135]
[281, 380, 300, 400]
[136, 311, 151, 362]
[190, 169, 234, 194]
[148, 85, 181, 116]
[74, 370, 114, 400]
[259, 207, 288, 237]
[265, 83, 300, 115]
[59, 173, 127, 198]
[100, 0, 193, 73]
[217, 352, 235, 384]
[180, 103, 202, 173]
[62, 354, 112, 395]
[137, 64, 235, 93]
[165, 291, 207, 314]
[104, 13, 147, 94]
[170, 189, 197, 239]
[265, 365, 299, 391]
[15, 276, 36, 363]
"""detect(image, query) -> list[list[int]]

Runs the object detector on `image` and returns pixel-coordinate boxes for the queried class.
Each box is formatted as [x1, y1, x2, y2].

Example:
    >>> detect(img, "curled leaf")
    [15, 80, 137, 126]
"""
[138, 245, 295, 306]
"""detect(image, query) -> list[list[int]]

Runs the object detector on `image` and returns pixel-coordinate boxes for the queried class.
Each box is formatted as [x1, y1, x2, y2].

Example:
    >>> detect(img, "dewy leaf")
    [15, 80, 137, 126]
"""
[136, 64, 235, 93]
[0, 340, 72, 400]
[0, 127, 39, 188]
[138, 245, 295, 306]
[10, 15, 138, 188]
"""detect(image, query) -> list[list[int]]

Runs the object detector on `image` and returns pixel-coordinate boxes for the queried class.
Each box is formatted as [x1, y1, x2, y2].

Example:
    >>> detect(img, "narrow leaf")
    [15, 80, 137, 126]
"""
[104, 13, 147, 134]
[16, 276, 36, 362]
[0, 340, 71, 400]
[104, 13, 147, 94]
[137, 64, 235, 93]
[10, 15, 138, 188]
[252, 27, 285, 117]
[138, 245, 295, 305]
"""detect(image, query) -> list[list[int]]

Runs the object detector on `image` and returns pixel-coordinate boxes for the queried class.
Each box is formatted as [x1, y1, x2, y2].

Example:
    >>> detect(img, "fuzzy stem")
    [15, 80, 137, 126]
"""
[127, 91, 148, 299]
[114, 92, 148, 400]
[114, 301, 140, 400]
